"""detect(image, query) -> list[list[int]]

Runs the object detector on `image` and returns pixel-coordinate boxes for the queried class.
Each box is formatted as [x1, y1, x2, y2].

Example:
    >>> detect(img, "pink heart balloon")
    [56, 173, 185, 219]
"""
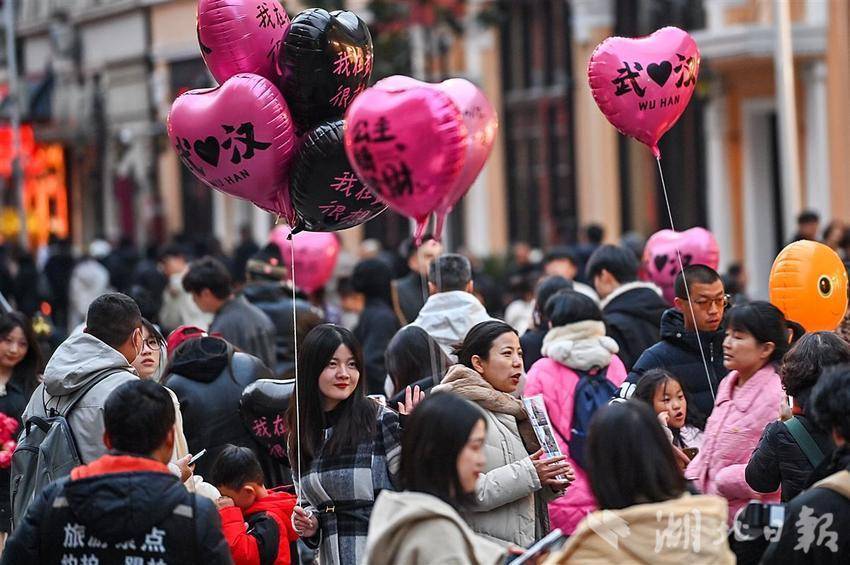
[588, 26, 700, 158]
[433, 78, 497, 236]
[344, 85, 467, 241]
[642, 227, 720, 304]
[373, 76, 497, 236]
[269, 225, 340, 294]
[197, 0, 290, 84]
[167, 73, 297, 223]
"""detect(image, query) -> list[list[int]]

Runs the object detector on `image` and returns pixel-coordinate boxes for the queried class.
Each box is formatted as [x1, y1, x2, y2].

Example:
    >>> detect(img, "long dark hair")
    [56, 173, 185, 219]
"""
[588, 401, 686, 510]
[632, 368, 707, 430]
[454, 321, 518, 370]
[386, 326, 449, 392]
[726, 301, 794, 365]
[0, 311, 43, 396]
[400, 392, 485, 508]
[286, 324, 377, 470]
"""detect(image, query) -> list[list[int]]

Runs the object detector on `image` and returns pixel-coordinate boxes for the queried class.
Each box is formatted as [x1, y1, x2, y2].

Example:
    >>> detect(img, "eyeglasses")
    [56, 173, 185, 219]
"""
[690, 294, 731, 310]
[143, 338, 161, 351]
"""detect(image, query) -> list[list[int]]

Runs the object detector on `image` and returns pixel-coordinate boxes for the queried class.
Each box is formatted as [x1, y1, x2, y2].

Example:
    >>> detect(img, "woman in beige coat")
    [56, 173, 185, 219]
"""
[365, 393, 508, 565]
[545, 401, 735, 564]
[433, 321, 573, 547]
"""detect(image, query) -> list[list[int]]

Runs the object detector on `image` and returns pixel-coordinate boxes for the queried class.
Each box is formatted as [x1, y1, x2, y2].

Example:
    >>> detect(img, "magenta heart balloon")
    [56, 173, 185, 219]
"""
[197, 0, 290, 84]
[642, 227, 720, 304]
[269, 225, 340, 294]
[344, 84, 467, 241]
[167, 73, 297, 223]
[588, 26, 700, 158]
[373, 76, 497, 237]
[433, 78, 497, 235]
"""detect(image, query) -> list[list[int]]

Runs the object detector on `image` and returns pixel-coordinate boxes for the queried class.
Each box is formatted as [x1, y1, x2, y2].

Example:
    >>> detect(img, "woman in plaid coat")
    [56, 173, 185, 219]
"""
[287, 324, 420, 564]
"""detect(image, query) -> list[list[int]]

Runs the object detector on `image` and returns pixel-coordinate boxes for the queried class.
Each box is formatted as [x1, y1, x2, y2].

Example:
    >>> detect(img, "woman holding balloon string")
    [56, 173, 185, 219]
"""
[287, 324, 422, 565]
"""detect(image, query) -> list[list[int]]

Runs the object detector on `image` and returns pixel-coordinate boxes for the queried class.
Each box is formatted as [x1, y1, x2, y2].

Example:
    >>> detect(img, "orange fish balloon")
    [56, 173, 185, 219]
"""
[769, 240, 848, 331]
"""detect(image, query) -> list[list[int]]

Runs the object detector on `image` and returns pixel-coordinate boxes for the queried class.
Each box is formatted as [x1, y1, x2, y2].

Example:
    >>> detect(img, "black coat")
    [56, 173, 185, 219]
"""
[601, 283, 668, 370]
[0, 377, 35, 532]
[2, 462, 231, 564]
[761, 448, 850, 564]
[210, 295, 277, 372]
[391, 271, 427, 326]
[164, 337, 287, 486]
[520, 328, 546, 372]
[242, 282, 325, 378]
[625, 309, 726, 418]
[354, 298, 399, 395]
[746, 415, 834, 502]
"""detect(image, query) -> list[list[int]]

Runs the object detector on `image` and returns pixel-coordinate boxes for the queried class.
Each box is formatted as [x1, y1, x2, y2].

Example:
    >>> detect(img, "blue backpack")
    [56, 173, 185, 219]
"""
[568, 367, 618, 469]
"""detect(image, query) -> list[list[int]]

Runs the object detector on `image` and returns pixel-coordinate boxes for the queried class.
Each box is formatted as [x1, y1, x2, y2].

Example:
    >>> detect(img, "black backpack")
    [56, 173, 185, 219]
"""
[568, 367, 618, 469]
[10, 369, 118, 530]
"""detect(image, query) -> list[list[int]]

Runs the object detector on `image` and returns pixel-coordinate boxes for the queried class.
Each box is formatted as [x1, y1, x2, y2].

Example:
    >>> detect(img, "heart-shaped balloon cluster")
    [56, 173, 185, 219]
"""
[588, 26, 700, 158]
[344, 75, 498, 241]
[642, 227, 719, 304]
[169, 2, 378, 232]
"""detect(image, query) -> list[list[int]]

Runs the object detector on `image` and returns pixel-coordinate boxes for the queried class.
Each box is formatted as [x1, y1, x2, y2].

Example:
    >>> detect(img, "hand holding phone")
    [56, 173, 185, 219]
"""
[510, 528, 566, 564]
[188, 449, 207, 466]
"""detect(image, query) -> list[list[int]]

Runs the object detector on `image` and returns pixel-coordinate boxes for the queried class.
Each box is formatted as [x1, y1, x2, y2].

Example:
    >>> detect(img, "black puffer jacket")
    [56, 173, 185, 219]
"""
[625, 309, 726, 418]
[761, 447, 850, 564]
[601, 282, 668, 370]
[242, 282, 325, 378]
[164, 337, 287, 486]
[746, 415, 834, 502]
[2, 459, 231, 564]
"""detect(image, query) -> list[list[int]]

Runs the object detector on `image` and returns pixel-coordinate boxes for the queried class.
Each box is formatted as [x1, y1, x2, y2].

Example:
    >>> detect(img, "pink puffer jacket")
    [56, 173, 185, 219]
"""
[524, 352, 627, 534]
[686, 365, 784, 524]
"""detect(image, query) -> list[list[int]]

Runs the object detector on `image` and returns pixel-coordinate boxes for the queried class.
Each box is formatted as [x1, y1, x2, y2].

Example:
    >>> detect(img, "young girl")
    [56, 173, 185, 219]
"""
[633, 368, 705, 451]
[288, 324, 420, 565]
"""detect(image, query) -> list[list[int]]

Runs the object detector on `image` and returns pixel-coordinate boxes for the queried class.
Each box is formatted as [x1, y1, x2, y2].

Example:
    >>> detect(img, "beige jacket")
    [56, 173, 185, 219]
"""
[434, 367, 556, 547]
[365, 491, 508, 565]
[544, 494, 735, 564]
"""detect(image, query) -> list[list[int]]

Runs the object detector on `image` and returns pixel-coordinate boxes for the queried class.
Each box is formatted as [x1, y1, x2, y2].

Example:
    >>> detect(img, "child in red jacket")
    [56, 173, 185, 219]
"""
[210, 445, 299, 565]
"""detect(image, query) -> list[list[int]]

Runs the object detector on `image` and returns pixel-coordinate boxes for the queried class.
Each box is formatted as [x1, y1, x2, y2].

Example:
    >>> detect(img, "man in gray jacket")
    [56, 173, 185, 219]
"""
[22, 292, 141, 463]
[182, 256, 276, 370]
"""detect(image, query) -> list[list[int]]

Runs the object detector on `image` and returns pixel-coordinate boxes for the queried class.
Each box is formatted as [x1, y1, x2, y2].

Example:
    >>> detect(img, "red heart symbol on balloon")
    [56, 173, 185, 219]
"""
[344, 85, 467, 241]
[197, 0, 290, 84]
[642, 227, 719, 304]
[588, 26, 700, 157]
[167, 73, 297, 223]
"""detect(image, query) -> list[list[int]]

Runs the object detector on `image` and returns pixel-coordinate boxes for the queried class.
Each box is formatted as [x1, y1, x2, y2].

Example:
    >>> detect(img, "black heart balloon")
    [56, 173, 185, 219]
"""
[289, 119, 386, 232]
[279, 8, 373, 134]
[239, 378, 295, 465]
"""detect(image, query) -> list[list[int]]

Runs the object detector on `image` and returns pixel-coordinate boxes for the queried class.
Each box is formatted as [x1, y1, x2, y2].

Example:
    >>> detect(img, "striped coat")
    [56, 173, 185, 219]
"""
[299, 404, 401, 565]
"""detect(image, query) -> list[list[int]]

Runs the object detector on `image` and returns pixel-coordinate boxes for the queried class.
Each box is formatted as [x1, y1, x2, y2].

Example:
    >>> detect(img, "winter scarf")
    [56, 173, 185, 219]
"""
[435, 365, 541, 453]
[540, 320, 619, 371]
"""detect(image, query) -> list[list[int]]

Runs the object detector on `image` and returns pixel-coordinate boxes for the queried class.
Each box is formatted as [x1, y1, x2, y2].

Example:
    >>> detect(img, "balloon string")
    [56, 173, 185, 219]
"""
[656, 157, 717, 401]
[418, 264, 441, 389]
[290, 238, 303, 503]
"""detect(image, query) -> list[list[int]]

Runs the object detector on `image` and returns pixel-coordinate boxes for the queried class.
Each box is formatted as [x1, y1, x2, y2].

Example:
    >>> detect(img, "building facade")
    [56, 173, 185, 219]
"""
[3, 0, 848, 284]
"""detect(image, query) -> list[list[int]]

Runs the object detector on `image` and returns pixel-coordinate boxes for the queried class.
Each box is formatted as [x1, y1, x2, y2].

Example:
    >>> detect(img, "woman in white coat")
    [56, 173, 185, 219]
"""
[433, 320, 573, 546]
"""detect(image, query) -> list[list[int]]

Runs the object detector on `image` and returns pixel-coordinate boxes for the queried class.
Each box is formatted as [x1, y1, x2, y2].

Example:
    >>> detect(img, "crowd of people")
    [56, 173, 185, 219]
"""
[0, 210, 848, 563]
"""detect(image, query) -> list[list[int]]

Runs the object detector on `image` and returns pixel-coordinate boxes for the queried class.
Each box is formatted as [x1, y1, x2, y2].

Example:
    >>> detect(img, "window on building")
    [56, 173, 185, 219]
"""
[499, 0, 576, 248]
